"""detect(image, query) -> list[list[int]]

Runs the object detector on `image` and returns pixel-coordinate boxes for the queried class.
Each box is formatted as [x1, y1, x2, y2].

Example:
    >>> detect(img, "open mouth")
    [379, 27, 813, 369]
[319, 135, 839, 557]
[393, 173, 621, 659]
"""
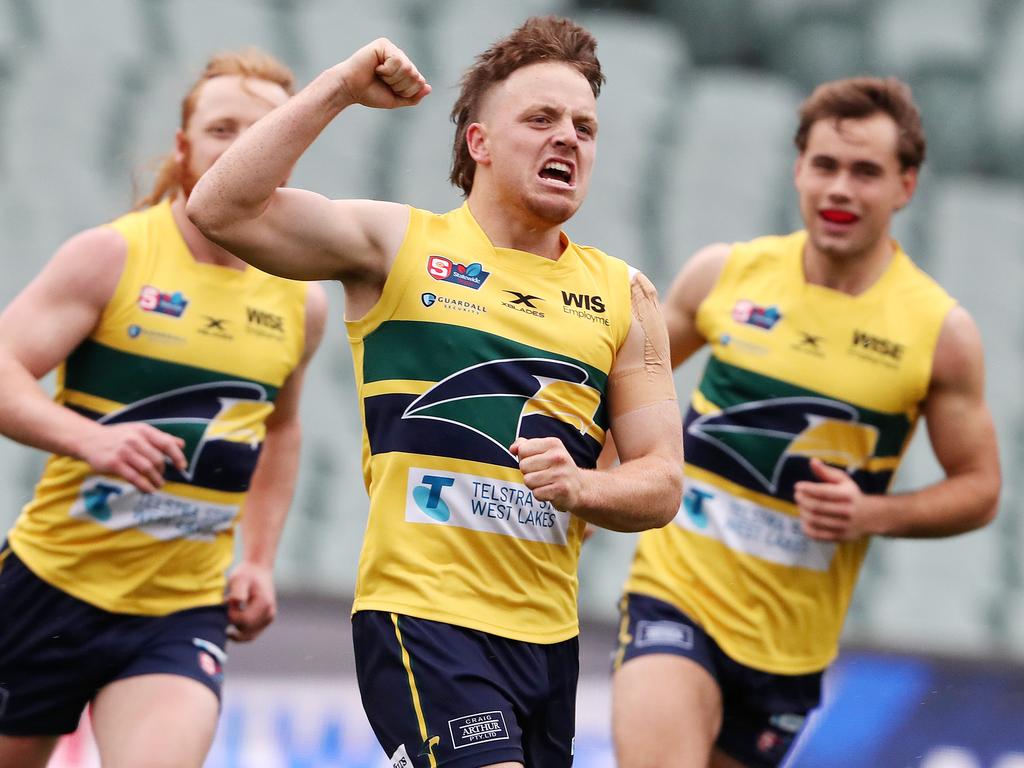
[820, 209, 858, 224]
[539, 160, 573, 187]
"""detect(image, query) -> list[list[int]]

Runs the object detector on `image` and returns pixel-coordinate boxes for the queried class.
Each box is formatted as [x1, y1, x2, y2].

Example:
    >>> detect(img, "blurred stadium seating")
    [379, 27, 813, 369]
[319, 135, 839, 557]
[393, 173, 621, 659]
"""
[1, 0, 1022, 763]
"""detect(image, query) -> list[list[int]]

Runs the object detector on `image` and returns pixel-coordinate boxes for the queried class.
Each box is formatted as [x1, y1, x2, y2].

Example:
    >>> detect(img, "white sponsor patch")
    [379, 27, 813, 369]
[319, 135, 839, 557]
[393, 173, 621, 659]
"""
[389, 743, 412, 767]
[675, 478, 835, 571]
[405, 469, 570, 545]
[449, 710, 509, 750]
[635, 620, 694, 650]
[70, 477, 238, 541]
[770, 713, 807, 733]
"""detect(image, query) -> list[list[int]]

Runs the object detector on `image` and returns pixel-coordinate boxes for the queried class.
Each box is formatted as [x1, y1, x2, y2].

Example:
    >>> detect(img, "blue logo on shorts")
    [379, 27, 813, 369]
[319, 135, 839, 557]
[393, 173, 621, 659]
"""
[83, 482, 124, 521]
[684, 488, 714, 529]
[413, 475, 455, 522]
[421, 293, 437, 307]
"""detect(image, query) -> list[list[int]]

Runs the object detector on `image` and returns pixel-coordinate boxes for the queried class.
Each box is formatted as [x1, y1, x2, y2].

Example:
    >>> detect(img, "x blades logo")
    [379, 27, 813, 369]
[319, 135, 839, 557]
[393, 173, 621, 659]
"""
[503, 290, 543, 308]
[793, 330, 826, 357]
[502, 291, 546, 317]
[199, 316, 232, 339]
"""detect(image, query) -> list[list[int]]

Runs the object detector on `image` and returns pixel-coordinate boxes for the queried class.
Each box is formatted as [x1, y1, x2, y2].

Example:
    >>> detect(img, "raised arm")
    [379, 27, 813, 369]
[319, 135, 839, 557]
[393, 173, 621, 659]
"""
[186, 39, 431, 286]
[661, 242, 729, 367]
[0, 228, 186, 491]
[225, 283, 328, 642]
[513, 273, 683, 532]
[797, 306, 1001, 540]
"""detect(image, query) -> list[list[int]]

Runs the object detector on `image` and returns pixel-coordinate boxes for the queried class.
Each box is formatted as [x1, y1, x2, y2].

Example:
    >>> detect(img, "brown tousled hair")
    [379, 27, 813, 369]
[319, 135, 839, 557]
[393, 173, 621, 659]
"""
[794, 76, 926, 171]
[449, 15, 604, 196]
[135, 48, 295, 209]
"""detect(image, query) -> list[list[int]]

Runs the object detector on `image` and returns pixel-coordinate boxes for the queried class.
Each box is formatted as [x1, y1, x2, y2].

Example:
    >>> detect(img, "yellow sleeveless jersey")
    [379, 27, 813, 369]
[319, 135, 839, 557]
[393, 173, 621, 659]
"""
[625, 231, 956, 673]
[348, 204, 633, 643]
[8, 200, 307, 615]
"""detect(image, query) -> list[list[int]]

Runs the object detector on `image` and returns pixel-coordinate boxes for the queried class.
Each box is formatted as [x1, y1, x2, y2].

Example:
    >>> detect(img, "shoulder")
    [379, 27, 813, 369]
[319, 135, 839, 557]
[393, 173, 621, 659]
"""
[684, 242, 732, 284]
[727, 232, 801, 268]
[52, 225, 129, 297]
[931, 305, 984, 391]
[664, 241, 732, 312]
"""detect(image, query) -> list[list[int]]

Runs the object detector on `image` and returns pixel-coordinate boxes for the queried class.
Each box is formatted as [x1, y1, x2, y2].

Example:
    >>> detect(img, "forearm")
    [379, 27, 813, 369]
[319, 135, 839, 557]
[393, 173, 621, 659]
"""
[189, 65, 354, 233]
[0, 356, 98, 459]
[572, 453, 683, 532]
[239, 418, 302, 567]
[868, 470, 999, 538]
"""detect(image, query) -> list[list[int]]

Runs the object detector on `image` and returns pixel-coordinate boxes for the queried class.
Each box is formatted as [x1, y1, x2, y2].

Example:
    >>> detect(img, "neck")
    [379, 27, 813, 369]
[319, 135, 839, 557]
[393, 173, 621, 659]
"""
[802, 235, 895, 295]
[169, 194, 248, 270]
[466, 193, 565, 261]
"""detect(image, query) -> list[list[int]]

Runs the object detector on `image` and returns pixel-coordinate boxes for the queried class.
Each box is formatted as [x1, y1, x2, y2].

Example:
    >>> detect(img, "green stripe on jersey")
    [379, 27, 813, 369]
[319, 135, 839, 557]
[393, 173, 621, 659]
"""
[699, 356, 911, 456]
[362, 320, 609, 389]
[65, 339, 279, 404]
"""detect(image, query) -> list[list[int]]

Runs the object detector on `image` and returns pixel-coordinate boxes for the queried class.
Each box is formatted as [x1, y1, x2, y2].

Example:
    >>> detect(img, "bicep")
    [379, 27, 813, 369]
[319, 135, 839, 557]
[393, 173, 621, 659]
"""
[0, 227, 123, 377]
[923, 307, 999, 479]
[206, 189, 410, 283]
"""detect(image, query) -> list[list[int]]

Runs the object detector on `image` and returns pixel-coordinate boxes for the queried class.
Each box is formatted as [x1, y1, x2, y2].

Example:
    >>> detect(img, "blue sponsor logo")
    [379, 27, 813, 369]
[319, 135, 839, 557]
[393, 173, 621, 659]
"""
[732, 299, 781, 330]
[421, 293, 437, 307]
[83, 482, 123, 521]
[412, 475, 455, 521]
[139, 285, 189, 318]
[684, 487, 714, 529]
[128, 324, 142, 338]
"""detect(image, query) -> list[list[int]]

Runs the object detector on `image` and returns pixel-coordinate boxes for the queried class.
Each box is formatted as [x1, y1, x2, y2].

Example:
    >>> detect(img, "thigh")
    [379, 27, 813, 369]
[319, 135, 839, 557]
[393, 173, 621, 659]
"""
[0, 547, 116, 736]
[612, 593, 724, 768]
[353, 611, 530, 768]
[613, 654, 722, 768]
[91, 674, 219, 768]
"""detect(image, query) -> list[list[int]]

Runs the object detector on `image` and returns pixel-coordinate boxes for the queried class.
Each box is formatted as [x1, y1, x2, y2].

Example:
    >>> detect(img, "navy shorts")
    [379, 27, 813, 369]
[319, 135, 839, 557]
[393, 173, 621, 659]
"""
[616, 593, 822, 768]
[0, 545, 228, 736]
[353, 610, 579, 767]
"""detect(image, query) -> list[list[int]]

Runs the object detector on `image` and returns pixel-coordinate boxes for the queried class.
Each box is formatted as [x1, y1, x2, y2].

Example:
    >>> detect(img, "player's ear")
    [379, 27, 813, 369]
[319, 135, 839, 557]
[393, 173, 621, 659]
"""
[894, 165, 918, 211]
[174, 129, 189, 165]
[466, 123, 490, 166]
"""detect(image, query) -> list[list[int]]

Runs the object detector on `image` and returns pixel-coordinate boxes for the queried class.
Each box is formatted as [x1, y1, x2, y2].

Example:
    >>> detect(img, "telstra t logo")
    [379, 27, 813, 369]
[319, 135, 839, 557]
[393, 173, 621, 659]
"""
[412, 475, 455, 522]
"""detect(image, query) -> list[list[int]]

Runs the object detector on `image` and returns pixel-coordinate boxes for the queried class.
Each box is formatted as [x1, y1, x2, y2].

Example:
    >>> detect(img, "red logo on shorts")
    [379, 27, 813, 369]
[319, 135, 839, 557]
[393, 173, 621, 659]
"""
[198, 650, 221, 677]
[757, 729, 781, 753]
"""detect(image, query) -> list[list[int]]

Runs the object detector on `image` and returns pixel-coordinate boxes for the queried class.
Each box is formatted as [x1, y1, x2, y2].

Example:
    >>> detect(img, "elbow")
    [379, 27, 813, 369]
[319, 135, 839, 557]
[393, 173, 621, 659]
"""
[184, 190, 221, 239]
[974, 464, 1002, 529]
[651, 461, 684, 528]
[976, 484, 1001, 529]
[185, 179, 248, 243]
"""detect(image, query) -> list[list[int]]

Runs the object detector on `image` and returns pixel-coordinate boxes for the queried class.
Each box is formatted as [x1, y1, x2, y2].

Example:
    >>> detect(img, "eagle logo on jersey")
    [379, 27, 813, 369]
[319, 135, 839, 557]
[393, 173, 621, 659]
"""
[98, 381, 271, 492]
[688, 397, 880, 495]
[402, 358, 604, 460]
